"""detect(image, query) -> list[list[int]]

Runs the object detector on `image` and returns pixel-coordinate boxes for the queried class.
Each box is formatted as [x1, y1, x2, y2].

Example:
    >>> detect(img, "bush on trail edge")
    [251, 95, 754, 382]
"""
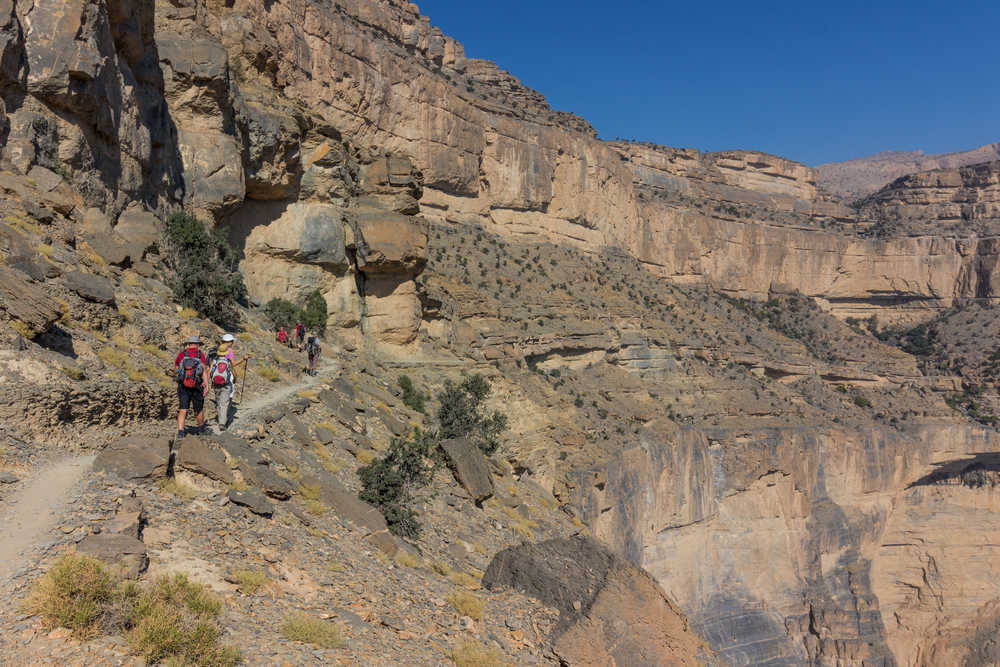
[26, 554, 240, 666]
[165, 212, 247, 329]
[263, 289, 327, 335]
[358, 374, 507, 537]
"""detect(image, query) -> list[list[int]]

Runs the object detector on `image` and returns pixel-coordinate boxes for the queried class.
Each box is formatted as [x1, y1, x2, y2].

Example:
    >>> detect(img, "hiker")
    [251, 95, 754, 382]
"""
[295, 321, 305, 348]
[306, 334, 321, 376]
[211, 333, 250, 429]
[276, 326, 287, 345]
[175, 335, 210, 438]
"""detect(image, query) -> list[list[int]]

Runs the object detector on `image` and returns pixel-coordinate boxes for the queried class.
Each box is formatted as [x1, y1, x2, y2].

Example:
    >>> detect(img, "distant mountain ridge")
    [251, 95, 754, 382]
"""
[816, 141, 1000, 202]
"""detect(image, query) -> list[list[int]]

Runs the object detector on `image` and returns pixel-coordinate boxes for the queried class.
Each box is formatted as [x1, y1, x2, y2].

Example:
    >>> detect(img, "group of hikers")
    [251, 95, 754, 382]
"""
[173, 326, 322, 438]
[275, 321, 322, 376]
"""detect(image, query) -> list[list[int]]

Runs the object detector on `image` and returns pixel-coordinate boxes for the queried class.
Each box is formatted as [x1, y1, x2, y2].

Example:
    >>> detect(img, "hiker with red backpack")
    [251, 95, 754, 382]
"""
[175, 335, 210, 438]
[295, 321, 305, 349]
[210, 333, 250, 430]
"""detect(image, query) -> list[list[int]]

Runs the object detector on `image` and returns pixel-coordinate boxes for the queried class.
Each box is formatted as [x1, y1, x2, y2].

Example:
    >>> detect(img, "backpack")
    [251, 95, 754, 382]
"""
[177, 353, 203, 389]
[210, 359, 233, 387]
[307, 337, 320, 355]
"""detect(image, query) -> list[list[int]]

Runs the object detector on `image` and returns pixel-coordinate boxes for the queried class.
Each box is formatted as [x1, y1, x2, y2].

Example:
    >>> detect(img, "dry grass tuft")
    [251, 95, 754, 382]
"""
[449, 639, 507, 666]
[281, 612, 344, 648]
[229, 569, 267, 595]
[448, 571, 481, 590]
[447, 591, 484, 620]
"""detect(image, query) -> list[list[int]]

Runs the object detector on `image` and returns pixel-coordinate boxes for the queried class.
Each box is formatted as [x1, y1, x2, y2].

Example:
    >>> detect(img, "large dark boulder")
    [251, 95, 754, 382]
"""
[175, 437, 234, 484]
[227, 489, 273, 517]
[0, 266, 62, 337]
[64, 271, 115, 305]
[440, 437, 493, 503]
[93, 436, 170, 481]
[484, 536, 713, 666]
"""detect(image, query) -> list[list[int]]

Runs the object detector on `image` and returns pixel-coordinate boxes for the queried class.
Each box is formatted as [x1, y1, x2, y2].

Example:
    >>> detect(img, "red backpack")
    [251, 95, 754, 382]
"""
[210, 359, 232, 386]
[176, 351, 203, 388]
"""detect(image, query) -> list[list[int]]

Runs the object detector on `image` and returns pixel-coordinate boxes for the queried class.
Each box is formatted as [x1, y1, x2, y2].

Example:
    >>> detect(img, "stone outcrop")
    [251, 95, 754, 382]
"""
[484, 535, 713, 666]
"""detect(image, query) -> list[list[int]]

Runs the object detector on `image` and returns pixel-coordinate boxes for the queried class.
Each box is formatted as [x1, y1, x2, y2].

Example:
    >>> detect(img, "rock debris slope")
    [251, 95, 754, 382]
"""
[1, 1, 1000, 666]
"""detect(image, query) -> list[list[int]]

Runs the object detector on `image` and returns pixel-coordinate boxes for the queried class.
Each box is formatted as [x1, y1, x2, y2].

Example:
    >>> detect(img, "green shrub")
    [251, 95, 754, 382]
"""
[301, 290, 327, 336]
[398, 375, 427, 413]
[25, 554, 117, 639]
[164, 212, 246, 328]
[263, 298, 302, 331]
[358, 428, 439, 539]
[438, 375, 508, 455]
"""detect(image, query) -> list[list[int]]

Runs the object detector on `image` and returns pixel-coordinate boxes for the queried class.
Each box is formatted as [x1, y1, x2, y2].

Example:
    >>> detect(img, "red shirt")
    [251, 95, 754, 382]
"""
[175, 347, 207, 368]
[277, 330, 287, 342]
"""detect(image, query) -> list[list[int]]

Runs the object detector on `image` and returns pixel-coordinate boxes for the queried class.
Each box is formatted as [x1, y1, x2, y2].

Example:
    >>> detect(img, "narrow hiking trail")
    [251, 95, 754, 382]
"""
[229, 360, 340, 429]
[0, 455, 96, 584]
[0, 361, 338, 589]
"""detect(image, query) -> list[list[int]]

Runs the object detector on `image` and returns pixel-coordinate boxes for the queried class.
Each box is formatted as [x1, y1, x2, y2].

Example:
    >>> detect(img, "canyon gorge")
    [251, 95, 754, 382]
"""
[0, 1, 999, 665]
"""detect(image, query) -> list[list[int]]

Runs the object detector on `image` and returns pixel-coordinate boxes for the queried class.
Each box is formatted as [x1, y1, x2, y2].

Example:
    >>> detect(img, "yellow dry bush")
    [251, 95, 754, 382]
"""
[281, 613, 344, 649]
[447, 591, 484, 621]
[450, 640, 508, 667]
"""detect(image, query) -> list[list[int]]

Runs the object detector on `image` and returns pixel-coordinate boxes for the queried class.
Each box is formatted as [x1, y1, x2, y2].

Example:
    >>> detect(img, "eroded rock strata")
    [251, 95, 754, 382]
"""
[1, 1, 1000, 666]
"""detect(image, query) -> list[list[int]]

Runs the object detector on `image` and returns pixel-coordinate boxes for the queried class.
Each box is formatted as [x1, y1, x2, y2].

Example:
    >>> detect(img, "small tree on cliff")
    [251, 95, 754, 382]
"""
[164, 212, 246, 327]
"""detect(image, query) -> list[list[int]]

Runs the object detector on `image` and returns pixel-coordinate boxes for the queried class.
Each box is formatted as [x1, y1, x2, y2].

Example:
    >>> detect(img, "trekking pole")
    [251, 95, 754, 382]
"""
[240, 357, 248, 404]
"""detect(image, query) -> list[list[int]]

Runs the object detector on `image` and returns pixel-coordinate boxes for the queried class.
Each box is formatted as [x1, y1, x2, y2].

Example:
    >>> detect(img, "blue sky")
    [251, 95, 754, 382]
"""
[417, 0, 1000, 165]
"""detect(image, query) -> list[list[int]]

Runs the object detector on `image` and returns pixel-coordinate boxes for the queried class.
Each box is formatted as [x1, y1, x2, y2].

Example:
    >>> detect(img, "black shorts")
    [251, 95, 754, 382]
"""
[177, 384, 205, 412]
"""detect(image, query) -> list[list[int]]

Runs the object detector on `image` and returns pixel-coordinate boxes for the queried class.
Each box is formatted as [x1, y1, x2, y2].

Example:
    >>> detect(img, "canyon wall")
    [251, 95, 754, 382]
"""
[197, 0, 999, 324]
[572, 422, 1000, 665]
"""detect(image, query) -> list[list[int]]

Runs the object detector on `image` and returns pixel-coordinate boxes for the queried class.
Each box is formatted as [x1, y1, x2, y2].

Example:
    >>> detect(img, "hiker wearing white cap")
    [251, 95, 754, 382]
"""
[210, 333, 251, 429]
[174, 335, 210, 438]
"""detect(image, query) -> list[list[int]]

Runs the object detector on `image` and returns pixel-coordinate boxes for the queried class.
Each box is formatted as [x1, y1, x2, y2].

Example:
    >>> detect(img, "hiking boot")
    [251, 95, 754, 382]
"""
[176, 429, 185, 440]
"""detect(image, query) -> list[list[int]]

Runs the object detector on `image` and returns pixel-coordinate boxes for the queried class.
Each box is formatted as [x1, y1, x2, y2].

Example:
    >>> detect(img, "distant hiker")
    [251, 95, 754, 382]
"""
[175, 335, 210, 438]
[306, 334, 321, 376]
[295, 322, 305, 348]
[277, 327, 288, 345]
[211, 333, 250, 428]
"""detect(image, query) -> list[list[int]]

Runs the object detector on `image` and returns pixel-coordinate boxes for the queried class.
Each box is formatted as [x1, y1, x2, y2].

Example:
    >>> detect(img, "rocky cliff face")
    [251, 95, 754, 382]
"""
[572, 422, 1000, 666]
[817, 142, 1000, 202]
[861, 160, 1000, 237]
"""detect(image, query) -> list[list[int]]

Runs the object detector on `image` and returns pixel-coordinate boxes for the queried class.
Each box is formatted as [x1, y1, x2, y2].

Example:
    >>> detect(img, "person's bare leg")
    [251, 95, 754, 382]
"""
[196, 410, 205, 427]
[177, 408, 187, 431]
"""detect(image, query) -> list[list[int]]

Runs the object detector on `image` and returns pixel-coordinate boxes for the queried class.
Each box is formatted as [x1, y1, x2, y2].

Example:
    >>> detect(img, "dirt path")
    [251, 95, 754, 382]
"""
[0, 455, 96, 583]
[229, 360, 339, 428]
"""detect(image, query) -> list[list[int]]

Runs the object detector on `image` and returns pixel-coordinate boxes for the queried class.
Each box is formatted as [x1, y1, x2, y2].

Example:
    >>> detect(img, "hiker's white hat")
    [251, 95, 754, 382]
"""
[221, 333, 235, 342]
[186, 335, 202, 344]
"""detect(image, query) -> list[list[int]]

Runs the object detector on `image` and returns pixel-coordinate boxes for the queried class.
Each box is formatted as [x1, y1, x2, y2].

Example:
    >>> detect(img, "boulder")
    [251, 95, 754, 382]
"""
[114, 208, 160, 262]
[352, 206, 427, 274]
[93, 436, 170, 481]
[0, 471, 18, 484]
[314, 425, 335, 445]
[64, 271, 115, 305]
[175, 437, 234, 484]
[77, 534, 148, 579]
[0, 266, 62, 337]
[300, 473, 394, 554]
[227, 489, 273, 517]
[440, 438, 494, 503]
[483, 536, 712, 666]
